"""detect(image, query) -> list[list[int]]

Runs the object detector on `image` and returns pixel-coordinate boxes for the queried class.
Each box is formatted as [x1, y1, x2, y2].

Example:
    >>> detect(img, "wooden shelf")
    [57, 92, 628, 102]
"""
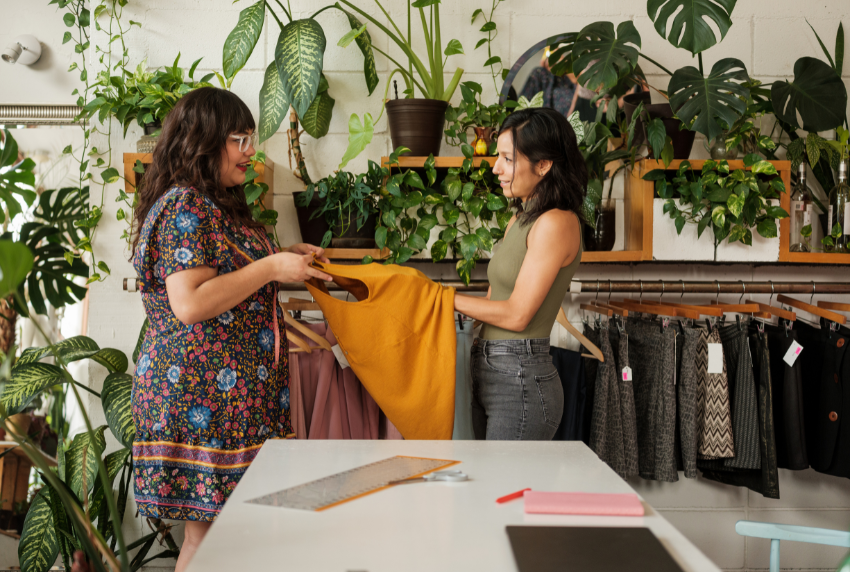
[324, 248, 388, 260]
[0, 442, 56, 514]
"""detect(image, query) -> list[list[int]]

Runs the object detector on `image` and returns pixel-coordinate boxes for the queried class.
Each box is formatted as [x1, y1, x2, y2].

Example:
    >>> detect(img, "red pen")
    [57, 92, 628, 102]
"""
[497, 488, 531, 504]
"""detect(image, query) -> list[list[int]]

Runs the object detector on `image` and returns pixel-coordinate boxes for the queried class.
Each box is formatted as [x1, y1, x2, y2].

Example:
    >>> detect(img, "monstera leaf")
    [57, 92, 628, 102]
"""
[647, 0, 737, 55]
[573, 21, 641, 92]
[546, 32, 579, 78]
[337, 6, 379, 95]
[274, 18, 327, 118]
[299, 74, 335, 139]
[771, 56, 848, 133]
[222, 0, 265, 78]
[258, 62, 291, 143]
[0, 240, 33, 300]
[33, 186, 89, 249]
[669, 58, 750, 141]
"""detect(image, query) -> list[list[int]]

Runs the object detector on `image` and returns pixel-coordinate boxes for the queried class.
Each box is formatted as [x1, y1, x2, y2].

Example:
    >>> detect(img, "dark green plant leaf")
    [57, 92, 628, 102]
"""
[374, 226, 387, 249]
[647, 0, 737, 55]
[757, 218, 778, 238]
[751, 160, 778, 175]
[258, 63, 291, 143]
[337, 7, 379, 95]
[674, 215, 686, 234]
[102, 373, 134, 448]
[18, 488, 59, 572]
[573, 21, 641, 92]
[2, 363, 64, 415]
[642, 169, 667, 181]
[669, 58, 750, 141]
[431, 240, 448, 262]
[275, 19, 327, 118]
[299, 86, 335, 139]
[647, 118, 666, 159]
[33, 187, 89, 249]
[0, 240, 33, 300]
[697, 214, 711, 237]
[65, 425, 107, 500]
[16, 335, 99, 366]
[772, 56, 848, 132]
[223, 0, 265, 78]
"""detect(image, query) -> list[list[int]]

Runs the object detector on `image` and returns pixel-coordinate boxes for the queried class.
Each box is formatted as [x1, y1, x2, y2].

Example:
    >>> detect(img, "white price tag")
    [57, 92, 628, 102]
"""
[331, 344, 350, 369]
[829, 205, 834, 232]
[844, 208, 850, 235]
[804, 204, 813, 226]
[783, 340, 803, 367]
[622, 366, 632, 381]
[708, 343, 724, 374]
[793, 201, 803, 211]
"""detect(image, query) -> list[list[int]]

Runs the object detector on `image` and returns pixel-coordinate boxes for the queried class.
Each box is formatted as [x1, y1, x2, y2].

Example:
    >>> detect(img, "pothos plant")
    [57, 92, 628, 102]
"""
[370, 147, 510, 284]
[443, 81, 513, 154]
[646, 156, 789, 249]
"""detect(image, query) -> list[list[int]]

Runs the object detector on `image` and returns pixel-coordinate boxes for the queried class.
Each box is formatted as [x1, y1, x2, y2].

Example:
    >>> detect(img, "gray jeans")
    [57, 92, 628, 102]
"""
[471, 338, 564, 440]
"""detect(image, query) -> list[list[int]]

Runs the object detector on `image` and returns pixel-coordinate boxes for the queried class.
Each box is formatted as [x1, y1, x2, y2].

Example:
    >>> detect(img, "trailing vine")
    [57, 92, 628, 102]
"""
[471, 0, 508, 94]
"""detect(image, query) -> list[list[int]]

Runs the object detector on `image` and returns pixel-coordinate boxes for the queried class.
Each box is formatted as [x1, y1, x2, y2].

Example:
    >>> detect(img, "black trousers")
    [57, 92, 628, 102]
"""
[764, 322, 808, 470]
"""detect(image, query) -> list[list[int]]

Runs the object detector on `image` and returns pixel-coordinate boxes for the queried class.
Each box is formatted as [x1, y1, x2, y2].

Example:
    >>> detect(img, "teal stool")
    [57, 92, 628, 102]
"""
[735, 520, 850, 572]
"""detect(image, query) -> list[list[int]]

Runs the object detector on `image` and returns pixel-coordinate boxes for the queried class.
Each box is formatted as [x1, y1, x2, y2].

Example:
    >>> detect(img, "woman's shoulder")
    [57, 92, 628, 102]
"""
[534, 208, 580, 229]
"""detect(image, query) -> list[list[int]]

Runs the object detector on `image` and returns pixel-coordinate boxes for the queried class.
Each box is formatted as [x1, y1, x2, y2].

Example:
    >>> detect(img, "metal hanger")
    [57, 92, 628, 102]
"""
[591, 279, 629, 317]
[581, 280, 614, 318]
[745, 280, 796, 322]
[615, 279, 699, 320]
[642, 278, 723, 318]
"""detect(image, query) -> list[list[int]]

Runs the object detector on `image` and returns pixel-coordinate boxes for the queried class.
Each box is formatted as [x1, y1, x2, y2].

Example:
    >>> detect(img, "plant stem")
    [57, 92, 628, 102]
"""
[272, 0, 292, 22]
[371, 45, 425, 94]
[698, 52, 704, 75]
[442, 67, 464, 101]
[434, 4, 444, 95]
[266, 1, 286, 29]
[289, 108, 312, 186]
[372, 0, 407, 49]
[309, 4, 335, 20]
[639, 52, 675, 76]
[72, 379, 101, 398]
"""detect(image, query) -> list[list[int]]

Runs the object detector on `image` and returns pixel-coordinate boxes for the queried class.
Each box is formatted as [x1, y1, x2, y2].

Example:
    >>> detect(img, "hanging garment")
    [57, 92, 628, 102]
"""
[581, 324, 601, 444]
[795, 320, 826, 472]
[764, 321, 808, 470]
[287, 322, 382, 440]
[696, 327, 735, 459]
[674, 326, 700, 478]
[305, 261, 456, 440]
[700, 327, 780, 499]
[453, 319, 475, 440]
[625, 319, 678, 482]
[588, 325, 627, 477]
[609, 325, 639, 478]
[549, 345, 587, 441]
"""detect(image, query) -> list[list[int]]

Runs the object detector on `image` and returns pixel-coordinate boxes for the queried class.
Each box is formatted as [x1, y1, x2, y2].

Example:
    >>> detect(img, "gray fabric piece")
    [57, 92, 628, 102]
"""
[625, 319, 678, 482]
[675, 326, 700, 479]
[610, 326, 639, 478]
[589, 326, 626, 476]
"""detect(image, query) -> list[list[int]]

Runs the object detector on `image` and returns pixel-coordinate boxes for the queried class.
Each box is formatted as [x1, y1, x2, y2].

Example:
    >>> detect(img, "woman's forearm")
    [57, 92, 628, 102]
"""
[454, 293, 529, 332]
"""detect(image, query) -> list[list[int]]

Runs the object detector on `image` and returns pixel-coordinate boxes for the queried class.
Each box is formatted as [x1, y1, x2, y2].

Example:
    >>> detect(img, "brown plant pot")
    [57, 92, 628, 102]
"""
[386, 99, 449, 157]
[472, 127, 494, 156]
[330, 212, 378, 249]
[623, 92, 695, 160]
[583, 208, 616, 252]
[292, 192, 330, 246]
[4, 413, 32, 441]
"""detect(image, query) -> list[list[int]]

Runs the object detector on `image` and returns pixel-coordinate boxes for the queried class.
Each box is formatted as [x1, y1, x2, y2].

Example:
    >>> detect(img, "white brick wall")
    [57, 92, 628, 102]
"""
[2, 1, 850, 570]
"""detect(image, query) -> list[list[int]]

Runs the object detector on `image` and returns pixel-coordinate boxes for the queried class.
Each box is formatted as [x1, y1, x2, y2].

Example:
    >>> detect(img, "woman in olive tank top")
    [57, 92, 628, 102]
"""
[454, 107, 587, 440]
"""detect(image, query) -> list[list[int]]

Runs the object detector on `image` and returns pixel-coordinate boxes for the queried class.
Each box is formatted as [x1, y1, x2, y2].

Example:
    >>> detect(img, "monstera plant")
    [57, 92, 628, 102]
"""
[222, 0, 378, 185]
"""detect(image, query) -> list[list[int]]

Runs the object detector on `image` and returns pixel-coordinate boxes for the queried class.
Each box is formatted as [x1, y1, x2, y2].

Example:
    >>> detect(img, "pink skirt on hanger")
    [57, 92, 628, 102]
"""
[288, 322, 402, 440]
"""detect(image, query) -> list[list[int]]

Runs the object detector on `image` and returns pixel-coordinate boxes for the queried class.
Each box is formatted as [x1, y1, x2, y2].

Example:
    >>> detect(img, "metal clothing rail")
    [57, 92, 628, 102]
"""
[572, 281, 850, 295]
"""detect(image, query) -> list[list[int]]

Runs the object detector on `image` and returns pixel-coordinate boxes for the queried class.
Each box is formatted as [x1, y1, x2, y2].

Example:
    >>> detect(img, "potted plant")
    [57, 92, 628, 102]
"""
[337, 0, 466, 165]
[444, 81, 512, 157]
[646, 157, 789, 261]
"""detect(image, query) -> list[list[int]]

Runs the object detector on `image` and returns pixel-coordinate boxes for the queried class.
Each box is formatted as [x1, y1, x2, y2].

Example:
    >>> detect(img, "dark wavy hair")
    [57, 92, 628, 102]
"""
[130, 87, 260, 256]
[497, 107, 588, 226]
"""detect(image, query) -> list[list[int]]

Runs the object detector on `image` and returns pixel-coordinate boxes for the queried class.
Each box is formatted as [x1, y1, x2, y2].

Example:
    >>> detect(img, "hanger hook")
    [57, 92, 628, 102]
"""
[639, 280, 643, 303]
[716, 280, 720, 304]
[595, 280, 600, 302]
[769, 280, 775, 307]
[738, 280, 745, 305]
[681, 279, 685, 301]
[659, 280, 665, 303]
[810, 281, 816, 305]
[608, 279, 613, 303]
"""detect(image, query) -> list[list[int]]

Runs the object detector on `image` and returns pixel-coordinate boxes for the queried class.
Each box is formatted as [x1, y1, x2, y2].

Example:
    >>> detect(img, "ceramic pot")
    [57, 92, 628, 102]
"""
[583, 208, 616, 252]
[386, 99, 449, 157]
[4, 413, 32, 441]
[330, 212, 378, 249]
[623, 93, 695, 160]
[136, 121, 162, 153]
[292, 193, 331, 246]
[472, 127, 494, 156]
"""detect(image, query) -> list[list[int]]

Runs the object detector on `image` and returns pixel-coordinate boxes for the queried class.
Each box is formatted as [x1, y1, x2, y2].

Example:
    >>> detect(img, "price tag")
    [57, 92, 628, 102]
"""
[844, 208, 850, 235]
[708, 343, 724, 374]
[622, 366, 632, 381]
[783, 340, 803, 367]
[331, 344, 350, 369]
[804, 204, 813, 226]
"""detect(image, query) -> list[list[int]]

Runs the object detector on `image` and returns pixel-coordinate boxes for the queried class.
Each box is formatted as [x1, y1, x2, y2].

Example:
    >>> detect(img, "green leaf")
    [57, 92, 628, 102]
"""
[460, 233, 478, 259]
[647, 0, 736, 55]
[757, 218, 778, 238]
[405, 171, 425, 190]
[647, 118, 666, 159]
[642, 169, 667, 181]
[461, 143, 474, 159]
[661, 137, 674, 167]
[766, 206, 789, 219]
[669, 58, 750, 142]
[572, 21, 641, 92]
[461, 182, 475, 202]
[339, 113, 374, 169]
[697, 213, 712, 237]
[338, 7, 379, 95]
[222, 0, 265, 78]
[445, 178, 462, 202]
[484, 56, 501, 67]
[63, 12, 75, 26]
[274, 19, 327, 118]
[475, 227, 494, 251]
[2, 363, 64, 415]
[444, 39, 464, 56]
[338, 23, 366, 48]
[258, 63, 291, 144]
[407, 233, 427, 251]
[299, 87, 335, 139]
[832, 222, 843, 239]
[712, 205, 726, 227]
[801, 223, 812, 238]
[18, 488, 59, 572]
[0, 240, 34, 299]
[102, 372, 134, 448]
[675, 215, 686, 234]
[486, 193, 507, 211]
[743, 153, 760, 167]
[771, 57, 848, 132]
[441, 227, 458, 242]
[101, 167, 120, 184]
[65, 426, 107, 500]
[396, 246, 414, 264]
[16, 335, 99, 366]
[418, 213, 438, 230]
[431, 240, 448, 262]
[456, 258, 475, 285]
[807, 19, 837, 71]
[375, 226, 387, 249]
[480, 21, 497, 32]
[443, 203, 460, 225]
[728, 225, 747, 243]
[471, 8, 483, 23]
[751, 160, 778, 175]
[836, 22, 845, 76]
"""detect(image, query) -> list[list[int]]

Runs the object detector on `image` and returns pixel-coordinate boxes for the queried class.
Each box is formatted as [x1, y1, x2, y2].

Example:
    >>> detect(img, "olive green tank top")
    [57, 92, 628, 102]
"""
[480, 212, 582, 340]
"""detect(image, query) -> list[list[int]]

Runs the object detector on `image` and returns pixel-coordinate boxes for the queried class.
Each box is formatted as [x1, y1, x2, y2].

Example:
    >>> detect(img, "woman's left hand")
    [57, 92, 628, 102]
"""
[287, 243, 330, 263]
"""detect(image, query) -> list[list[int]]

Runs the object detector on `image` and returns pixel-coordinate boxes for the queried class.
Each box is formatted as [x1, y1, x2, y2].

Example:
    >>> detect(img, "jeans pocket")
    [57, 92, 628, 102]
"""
[484, 353, 522, 376]
[534, 367, 563, 429]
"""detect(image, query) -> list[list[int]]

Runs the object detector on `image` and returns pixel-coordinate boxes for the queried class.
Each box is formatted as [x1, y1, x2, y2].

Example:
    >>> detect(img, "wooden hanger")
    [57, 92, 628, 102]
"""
[746, 300, 796, 321]
[615, 299, 700, 319]
[581, 302, 612, 317]
[778, 294, 846, 325]
[287, 330, 312, 353]
[280, 298, 334, 351]
[282, 297, 322, 312]
[590, 300, 629, 317]
[641, 299, 723, 317]
[557, 307, 604, 362]
[708, 301, 770, 318]
[817, 300, 850, 313]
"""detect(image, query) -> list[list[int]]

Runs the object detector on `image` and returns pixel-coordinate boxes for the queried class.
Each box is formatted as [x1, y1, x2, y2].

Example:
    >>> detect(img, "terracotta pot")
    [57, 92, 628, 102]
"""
[583, 208, 616, 252]
[472, 127, 494, 156]
[623, 92, 695, 160]
[4, 413, 32, 441]
[330, 212, 378, 249]
[292, 192, 331, 246]
[386, 99, 449, 157]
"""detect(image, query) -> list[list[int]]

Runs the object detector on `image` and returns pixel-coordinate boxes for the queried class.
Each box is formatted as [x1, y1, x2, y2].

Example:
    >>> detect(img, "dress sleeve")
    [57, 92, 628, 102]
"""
[154, 190, 228, 281]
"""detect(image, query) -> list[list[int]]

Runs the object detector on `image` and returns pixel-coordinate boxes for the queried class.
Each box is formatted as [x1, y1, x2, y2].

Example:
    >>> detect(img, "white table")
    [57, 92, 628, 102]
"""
[187, 440, 721, 572]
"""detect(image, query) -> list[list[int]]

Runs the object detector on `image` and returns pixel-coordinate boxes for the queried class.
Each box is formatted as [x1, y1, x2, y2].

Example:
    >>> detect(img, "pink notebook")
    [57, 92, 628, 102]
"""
[523, 491, 644, 517]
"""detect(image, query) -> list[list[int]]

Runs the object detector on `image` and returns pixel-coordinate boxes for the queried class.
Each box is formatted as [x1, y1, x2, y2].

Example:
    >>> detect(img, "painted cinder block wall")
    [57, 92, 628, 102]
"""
[2, 0, 850, 569]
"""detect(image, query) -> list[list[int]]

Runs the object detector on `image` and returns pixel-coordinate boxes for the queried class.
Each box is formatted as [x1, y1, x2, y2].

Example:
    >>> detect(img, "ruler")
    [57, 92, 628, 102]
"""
[246, 455, 460, 511]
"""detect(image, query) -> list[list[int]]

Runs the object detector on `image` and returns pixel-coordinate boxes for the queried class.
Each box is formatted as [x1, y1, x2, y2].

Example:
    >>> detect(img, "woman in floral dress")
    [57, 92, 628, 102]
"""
[130, 87, 332, 571]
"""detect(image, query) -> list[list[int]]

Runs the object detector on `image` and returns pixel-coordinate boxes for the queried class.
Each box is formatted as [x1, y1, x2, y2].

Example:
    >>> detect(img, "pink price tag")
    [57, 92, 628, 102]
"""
[795, 347, 802, 355]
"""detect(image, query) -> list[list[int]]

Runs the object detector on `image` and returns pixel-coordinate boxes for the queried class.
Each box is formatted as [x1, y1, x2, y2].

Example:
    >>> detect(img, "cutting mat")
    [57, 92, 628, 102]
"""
[246, 455, 460, 511]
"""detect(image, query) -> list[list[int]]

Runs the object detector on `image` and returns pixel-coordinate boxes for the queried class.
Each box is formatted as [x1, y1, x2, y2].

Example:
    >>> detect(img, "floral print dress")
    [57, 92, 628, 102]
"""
[131, 185, 291, 522]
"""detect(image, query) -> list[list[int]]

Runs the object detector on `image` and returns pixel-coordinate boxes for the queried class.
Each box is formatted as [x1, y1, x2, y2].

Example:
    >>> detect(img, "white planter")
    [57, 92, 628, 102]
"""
[652, 198, 715, 261]
[715, 200, 781, 263]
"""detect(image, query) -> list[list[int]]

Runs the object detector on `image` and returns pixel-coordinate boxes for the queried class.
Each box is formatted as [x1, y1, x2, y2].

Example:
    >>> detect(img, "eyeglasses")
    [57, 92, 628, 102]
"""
[229, 132, 258, 153]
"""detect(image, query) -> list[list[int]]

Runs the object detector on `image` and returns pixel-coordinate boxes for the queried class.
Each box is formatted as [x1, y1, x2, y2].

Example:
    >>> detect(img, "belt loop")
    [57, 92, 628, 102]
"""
[526, 339, 532, 355]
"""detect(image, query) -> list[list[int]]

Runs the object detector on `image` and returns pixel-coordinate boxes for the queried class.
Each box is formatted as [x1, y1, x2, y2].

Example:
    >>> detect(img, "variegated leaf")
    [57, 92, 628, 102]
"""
[258, 62, 290, 143]
[300, 88, 335, 139]
[2, 363, 65, 415]
[87, 448, 129, 520]
[102, 373, 134, 449]
[65, 426, 106, 501]
[18, 488, 59, 572]
[91, 348, 128, 374]
[223, 0, 266, 78]
[274, 19, 327, 118]
[16, 335, 100, 366]
[338, 7, 379, 95]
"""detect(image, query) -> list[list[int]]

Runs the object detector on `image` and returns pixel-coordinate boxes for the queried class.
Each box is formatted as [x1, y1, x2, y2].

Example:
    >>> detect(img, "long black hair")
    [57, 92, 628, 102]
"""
[497, 107, 588, 225]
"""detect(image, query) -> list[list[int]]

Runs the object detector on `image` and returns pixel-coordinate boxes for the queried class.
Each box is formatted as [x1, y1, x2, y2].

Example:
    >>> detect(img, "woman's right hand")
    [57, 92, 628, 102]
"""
[268, 252, 333, 283]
